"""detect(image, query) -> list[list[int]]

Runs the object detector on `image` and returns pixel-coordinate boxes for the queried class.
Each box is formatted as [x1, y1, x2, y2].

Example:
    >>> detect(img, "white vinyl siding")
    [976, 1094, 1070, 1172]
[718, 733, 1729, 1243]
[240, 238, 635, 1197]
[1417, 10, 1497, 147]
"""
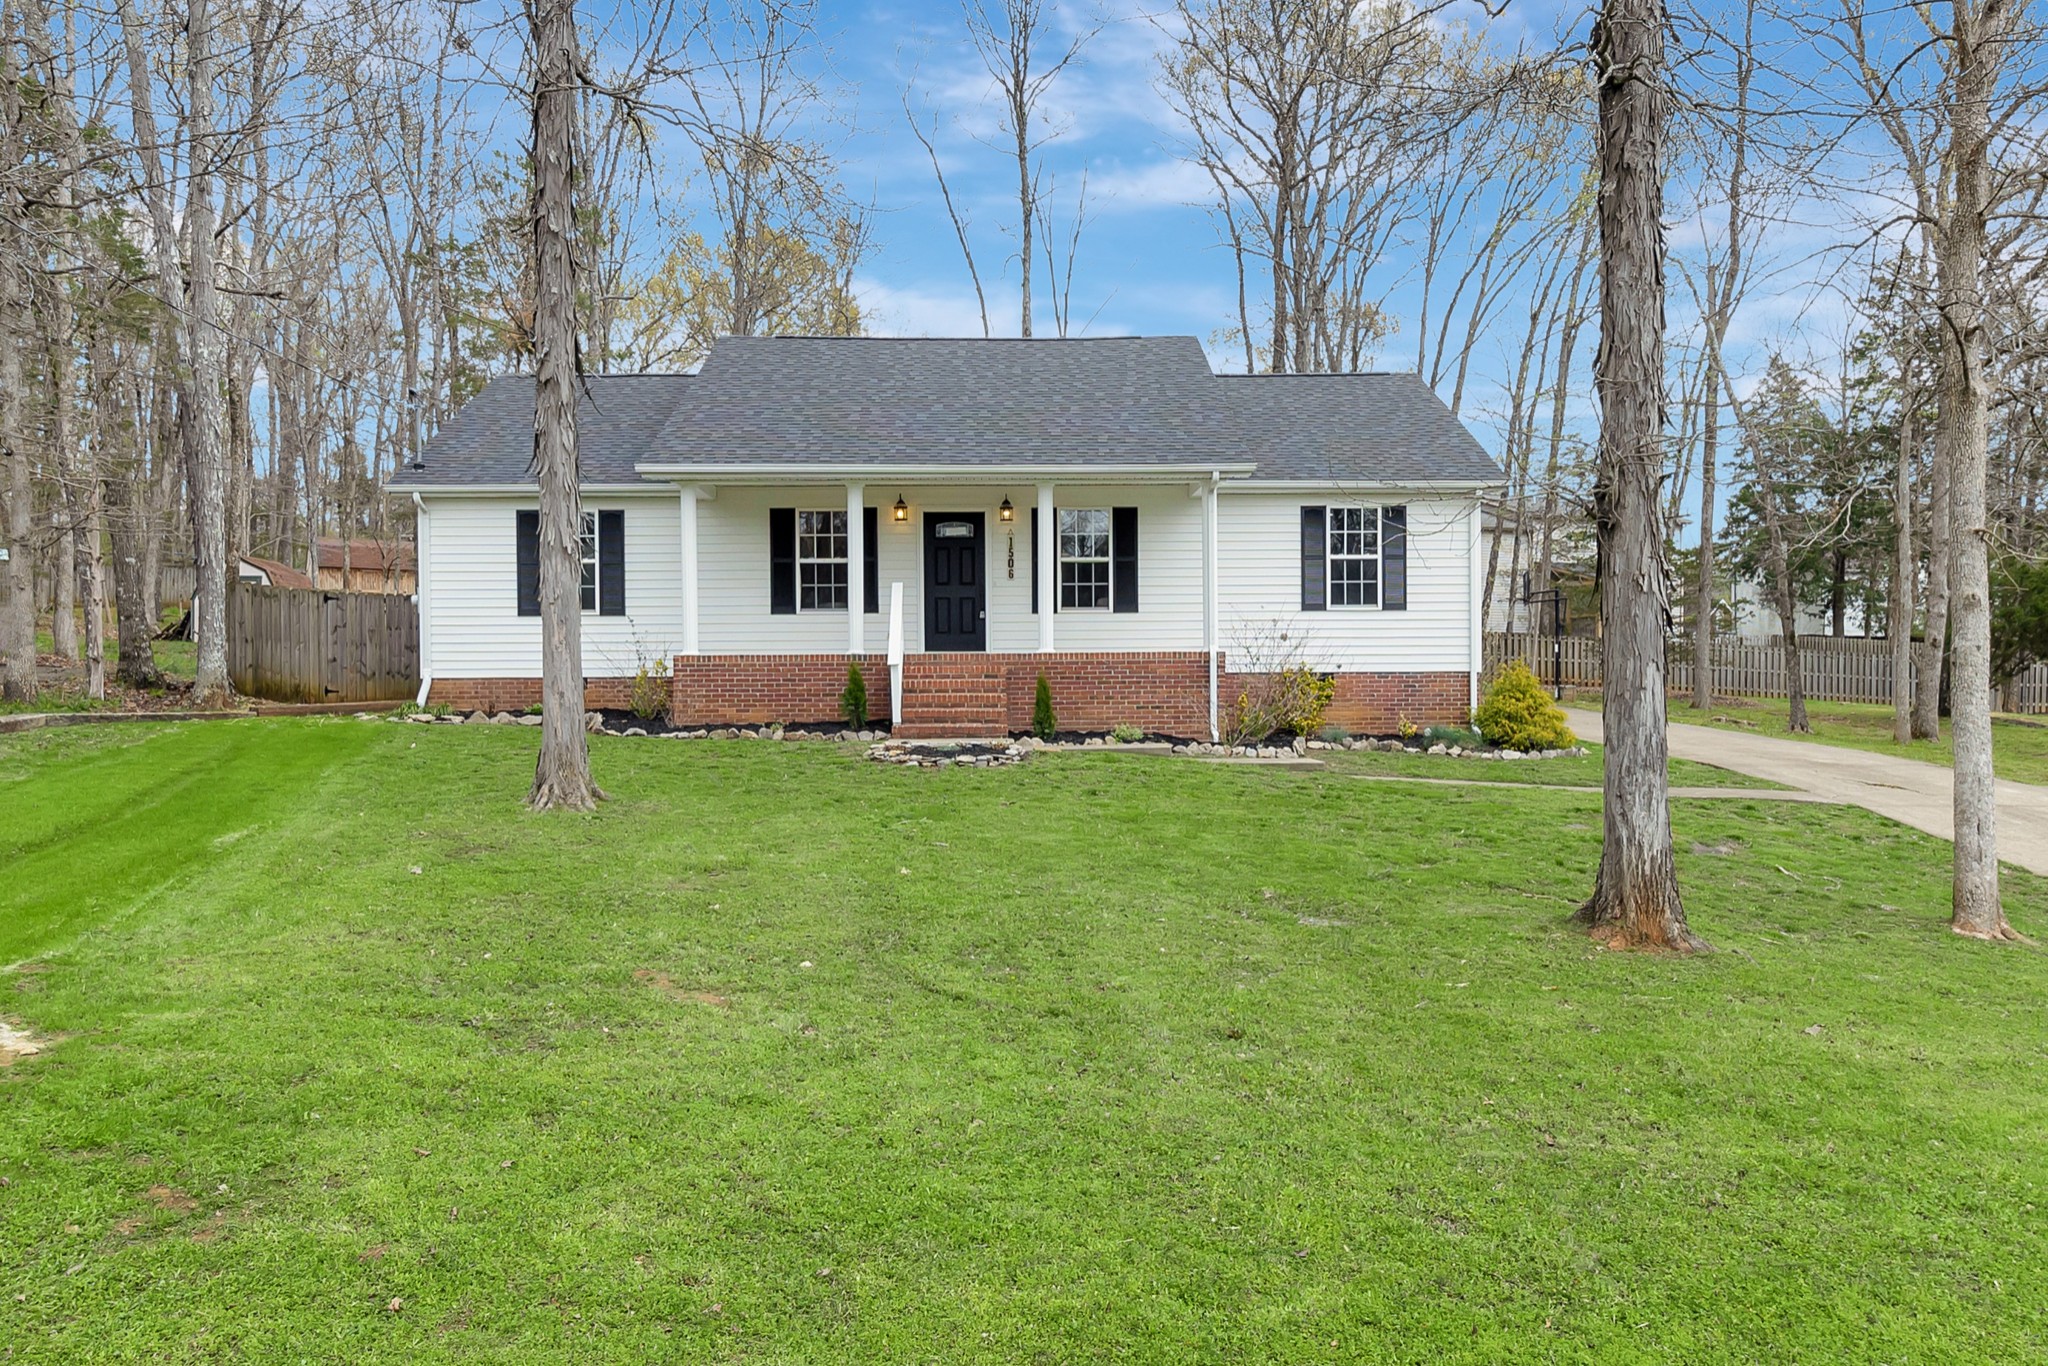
[420, 493, 683, 678]
[419, 483, 1477, 676]
[1217, 491, 1474, 672]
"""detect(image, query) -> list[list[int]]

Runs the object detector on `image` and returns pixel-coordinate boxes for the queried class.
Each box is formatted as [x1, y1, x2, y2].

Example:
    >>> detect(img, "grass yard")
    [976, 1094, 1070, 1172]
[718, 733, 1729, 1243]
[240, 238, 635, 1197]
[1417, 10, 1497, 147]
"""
[1666, 696, 2048, 787]
[2, 720, 2045, 1363]
[1322, 745, 1786, 790]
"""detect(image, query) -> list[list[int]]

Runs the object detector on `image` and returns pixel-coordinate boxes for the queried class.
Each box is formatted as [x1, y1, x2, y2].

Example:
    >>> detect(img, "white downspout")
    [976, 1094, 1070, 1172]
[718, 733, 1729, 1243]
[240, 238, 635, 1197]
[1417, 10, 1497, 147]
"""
[846, 483, 866, 656]
[1205, 471, 1220, 742]
[1036, 482, 1056, 652]
[412, 492, 432, 707]
[1468, 499, 1482, 715]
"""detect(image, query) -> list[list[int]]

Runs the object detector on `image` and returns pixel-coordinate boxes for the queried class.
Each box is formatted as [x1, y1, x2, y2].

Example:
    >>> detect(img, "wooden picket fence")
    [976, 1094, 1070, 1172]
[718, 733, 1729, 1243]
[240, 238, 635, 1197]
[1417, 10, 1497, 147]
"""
[226, 581, 419, 703]
[1484, 631, 2048, 714]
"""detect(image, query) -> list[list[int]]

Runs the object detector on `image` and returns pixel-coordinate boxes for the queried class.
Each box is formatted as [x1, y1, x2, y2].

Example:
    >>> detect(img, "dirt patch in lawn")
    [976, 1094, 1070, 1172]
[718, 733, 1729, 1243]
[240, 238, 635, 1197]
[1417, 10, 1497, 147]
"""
[0, 1018, 52, 1065]
[634, 970, 730, 1008]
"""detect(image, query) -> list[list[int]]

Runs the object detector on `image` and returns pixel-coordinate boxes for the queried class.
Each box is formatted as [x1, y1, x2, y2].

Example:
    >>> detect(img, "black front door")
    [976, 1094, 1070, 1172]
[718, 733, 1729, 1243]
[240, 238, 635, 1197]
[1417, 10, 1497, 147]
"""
[923, 513, 986, 651]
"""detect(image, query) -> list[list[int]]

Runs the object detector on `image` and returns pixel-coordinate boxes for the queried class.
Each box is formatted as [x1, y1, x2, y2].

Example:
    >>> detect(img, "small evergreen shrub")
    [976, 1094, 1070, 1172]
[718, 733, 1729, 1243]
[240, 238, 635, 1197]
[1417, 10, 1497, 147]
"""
[1110, 723, 1145, 744]
[1275, 666, 1337, 736]
[1423, 723, 1483, 749]
[1032, 673, 1058, 740]
[841, 662, 868, 730]
[1475, 661, 1575, 750]
[1317, 724, 1350, 745]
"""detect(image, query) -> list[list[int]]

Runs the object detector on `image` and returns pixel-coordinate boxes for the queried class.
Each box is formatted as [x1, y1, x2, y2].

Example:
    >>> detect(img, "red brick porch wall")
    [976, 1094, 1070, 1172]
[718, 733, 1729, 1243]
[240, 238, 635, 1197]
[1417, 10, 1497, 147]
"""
[670, 654, 890, 726]
[659, 652, 1470, 736]
[427, 677, 634, 712]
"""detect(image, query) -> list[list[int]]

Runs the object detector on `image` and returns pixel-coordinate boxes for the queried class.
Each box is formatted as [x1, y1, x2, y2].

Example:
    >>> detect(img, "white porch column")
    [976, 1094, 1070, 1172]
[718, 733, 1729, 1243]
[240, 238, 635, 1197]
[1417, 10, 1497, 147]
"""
[678, 485, 701, 655]
[1036, 482, 1056, 652]
[846, 482, 865, 655]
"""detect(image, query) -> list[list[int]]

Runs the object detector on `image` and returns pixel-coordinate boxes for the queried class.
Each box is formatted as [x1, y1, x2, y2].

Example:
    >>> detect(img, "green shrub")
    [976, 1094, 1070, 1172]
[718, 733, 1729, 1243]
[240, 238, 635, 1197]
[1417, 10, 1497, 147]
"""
[1275, 666, 1336, 736]
[629, 658, 671, 721]
[1423, 723, 1483, 749]
[1223, 666, 1337, 746]
[1110, 723, 1145, 744]
[841, 662, 868, 730]
[1474, 661, 1575, 751]
[1317, 723, 1350, 745]
[1032, 673, 1058, 740]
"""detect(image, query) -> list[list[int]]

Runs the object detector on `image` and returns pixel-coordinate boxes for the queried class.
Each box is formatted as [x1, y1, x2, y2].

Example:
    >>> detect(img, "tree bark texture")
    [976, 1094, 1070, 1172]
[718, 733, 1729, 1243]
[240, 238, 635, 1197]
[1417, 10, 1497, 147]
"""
[185, 0, 232, 706]
[1573, 0, 1706, 952]
[1891, 403, 1914, 743]
[527, 0, 602, 812]
[0, 6, 33, 703]
[1935, 0, 2007, 939]
[1913, 428, 1950, 739]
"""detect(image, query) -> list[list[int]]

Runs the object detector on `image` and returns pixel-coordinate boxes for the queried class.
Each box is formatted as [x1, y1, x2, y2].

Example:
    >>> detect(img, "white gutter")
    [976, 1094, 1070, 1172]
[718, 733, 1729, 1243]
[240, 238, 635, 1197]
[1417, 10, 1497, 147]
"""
[412, 492, 433, 707]
[390, 483, 658, 496]
[632, 462, 1259, 482]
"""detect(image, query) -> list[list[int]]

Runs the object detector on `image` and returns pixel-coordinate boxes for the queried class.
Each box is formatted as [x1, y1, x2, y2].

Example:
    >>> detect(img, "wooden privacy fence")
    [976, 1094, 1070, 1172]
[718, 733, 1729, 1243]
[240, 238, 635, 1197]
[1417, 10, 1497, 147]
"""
[227, 581, 419, 703]
[1484, 631, 2048, 714]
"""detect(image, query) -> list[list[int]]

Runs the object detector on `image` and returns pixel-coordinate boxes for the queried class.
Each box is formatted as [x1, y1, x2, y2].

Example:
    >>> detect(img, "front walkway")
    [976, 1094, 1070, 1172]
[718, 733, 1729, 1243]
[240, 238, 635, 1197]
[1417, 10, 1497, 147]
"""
[1564, 707, 2048, 878]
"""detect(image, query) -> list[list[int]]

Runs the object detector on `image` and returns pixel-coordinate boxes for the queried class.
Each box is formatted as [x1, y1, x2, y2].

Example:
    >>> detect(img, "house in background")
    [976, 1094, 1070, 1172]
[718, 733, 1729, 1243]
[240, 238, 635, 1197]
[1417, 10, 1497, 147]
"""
[390, 336, 1502, 739]
[309, 537, 416, 595]
[234, 553, 313, 589]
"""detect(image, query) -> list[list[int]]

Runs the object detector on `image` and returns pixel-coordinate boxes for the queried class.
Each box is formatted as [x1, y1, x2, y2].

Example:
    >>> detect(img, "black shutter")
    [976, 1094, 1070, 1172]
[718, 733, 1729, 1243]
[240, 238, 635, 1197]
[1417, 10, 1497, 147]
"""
[1030, 506, 1039, 614]
[863, 505, 880, 613]
[1381, 505, 1407, 611]
[1300, 505, 1327, 611]
[1112, 506, 1139, 613]
[516, 510, 540, 617]
[769, 507, 796, 614]
[598, 509, 626, 615]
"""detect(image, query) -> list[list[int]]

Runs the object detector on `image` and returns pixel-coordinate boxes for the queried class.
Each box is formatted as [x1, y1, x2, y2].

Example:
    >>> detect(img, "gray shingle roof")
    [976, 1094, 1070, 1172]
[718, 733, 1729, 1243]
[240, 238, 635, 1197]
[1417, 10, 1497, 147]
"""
[395, 337, 1502, 488]
[394, 374, 692, 487]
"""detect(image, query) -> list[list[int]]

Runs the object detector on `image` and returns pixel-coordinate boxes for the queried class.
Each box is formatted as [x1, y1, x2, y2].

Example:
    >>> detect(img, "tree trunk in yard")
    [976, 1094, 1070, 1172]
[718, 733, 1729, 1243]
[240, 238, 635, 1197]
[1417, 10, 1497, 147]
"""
[1753, 447, 1809, 733]
[0, 8, 31, 704]
[1572, 0, 1706, 952]
[527, 0, 602, 812]
[1913, 428, 1949, 739]
[1936, 0, 2007, 940]
[1891, 403, 1914, 743]
[185, 0, 232, 707]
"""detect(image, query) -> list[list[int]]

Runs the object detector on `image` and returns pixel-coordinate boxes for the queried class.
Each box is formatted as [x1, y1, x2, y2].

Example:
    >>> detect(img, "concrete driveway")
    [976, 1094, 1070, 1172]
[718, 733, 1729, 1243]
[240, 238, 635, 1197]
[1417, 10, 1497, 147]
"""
[1564, 707, 2048, 878]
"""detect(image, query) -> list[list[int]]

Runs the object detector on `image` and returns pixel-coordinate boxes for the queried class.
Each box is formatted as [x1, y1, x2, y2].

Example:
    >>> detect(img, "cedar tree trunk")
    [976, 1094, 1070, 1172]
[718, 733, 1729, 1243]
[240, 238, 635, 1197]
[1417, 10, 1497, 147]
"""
[1572, 0, 1707, 951]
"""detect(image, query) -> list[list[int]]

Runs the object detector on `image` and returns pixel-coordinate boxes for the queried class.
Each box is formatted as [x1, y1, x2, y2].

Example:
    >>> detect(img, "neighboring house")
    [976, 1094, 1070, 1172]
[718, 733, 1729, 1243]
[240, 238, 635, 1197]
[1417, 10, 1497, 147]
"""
[389, 336, 1503, 738]
[235, 554, 314, 589]
[310, 537, 417, 594]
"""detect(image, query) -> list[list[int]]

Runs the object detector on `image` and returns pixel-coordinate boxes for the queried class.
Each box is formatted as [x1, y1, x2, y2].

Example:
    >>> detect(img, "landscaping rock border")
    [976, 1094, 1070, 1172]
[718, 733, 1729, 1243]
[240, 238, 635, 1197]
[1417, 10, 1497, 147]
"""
[866, 739, 1029, 769]
[380, 711, 1586, 763]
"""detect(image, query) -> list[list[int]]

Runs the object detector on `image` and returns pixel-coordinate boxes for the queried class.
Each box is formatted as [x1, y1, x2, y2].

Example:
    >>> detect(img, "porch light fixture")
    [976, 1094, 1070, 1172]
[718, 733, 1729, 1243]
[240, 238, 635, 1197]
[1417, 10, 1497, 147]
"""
[893, 495, 909, 522]
[997, 496, 1015, 522]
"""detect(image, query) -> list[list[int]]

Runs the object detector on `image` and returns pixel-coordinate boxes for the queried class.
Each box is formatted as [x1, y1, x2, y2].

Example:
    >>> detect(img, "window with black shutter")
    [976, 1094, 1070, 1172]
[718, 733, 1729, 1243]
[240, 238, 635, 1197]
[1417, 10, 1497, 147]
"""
[1300, 505, 1327, 611]
[516, 510, 540, 616]
[598, 509, 625, 615]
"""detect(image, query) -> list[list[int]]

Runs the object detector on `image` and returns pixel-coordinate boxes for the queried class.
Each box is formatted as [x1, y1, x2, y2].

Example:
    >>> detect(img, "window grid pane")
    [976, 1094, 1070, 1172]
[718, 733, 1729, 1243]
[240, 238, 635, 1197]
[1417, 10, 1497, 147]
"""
[580, 512, 598, 611]
[797, 509, 849, 610]
[1057, 507, 1112, 609]
[1328, 506, 1379, 608]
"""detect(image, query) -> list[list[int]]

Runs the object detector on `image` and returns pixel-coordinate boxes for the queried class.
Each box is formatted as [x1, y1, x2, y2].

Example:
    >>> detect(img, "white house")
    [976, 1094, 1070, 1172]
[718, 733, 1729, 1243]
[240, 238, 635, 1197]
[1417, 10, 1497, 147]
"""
[389, 336, 1503, 739]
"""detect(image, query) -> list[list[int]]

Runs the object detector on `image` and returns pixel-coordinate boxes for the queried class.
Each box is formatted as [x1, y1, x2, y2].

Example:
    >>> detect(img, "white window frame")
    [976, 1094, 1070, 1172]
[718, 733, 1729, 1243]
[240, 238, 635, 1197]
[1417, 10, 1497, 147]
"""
[579, 510, 598, 613]
[1056, 507, 1113, 612]
[1327, 505, 1381, 609]
[796, 508, 849, 612]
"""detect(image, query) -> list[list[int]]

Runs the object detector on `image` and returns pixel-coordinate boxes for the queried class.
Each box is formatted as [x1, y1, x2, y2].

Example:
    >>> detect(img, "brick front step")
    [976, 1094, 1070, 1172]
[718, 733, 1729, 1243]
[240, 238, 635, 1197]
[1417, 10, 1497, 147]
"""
[894, 721, 1014, 739]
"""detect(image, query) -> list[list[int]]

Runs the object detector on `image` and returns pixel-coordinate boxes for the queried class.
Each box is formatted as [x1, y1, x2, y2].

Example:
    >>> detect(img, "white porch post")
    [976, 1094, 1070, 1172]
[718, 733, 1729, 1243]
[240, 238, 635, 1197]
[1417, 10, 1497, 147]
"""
[846, 482, 865, 655]
[678, 485, 701, 655]
[1036, 482, 1055, 652]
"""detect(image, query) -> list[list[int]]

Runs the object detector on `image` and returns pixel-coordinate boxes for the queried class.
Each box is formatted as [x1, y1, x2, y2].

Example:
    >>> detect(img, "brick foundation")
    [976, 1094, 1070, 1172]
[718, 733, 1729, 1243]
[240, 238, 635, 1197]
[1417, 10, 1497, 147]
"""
[671, 652, 1469, 737]
[433, 657, 1472, 736]
[427, 677, 634, 713]
[669, 654, 891, 727]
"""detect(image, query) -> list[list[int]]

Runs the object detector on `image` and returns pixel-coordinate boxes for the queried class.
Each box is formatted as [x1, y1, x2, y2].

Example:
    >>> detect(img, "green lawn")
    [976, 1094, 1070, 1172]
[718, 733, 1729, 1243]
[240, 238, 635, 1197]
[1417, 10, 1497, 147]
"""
[1323, 745, 1786, 789]
[2, 721, 2045, 1363]
[1670, 696, 2048, 786]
